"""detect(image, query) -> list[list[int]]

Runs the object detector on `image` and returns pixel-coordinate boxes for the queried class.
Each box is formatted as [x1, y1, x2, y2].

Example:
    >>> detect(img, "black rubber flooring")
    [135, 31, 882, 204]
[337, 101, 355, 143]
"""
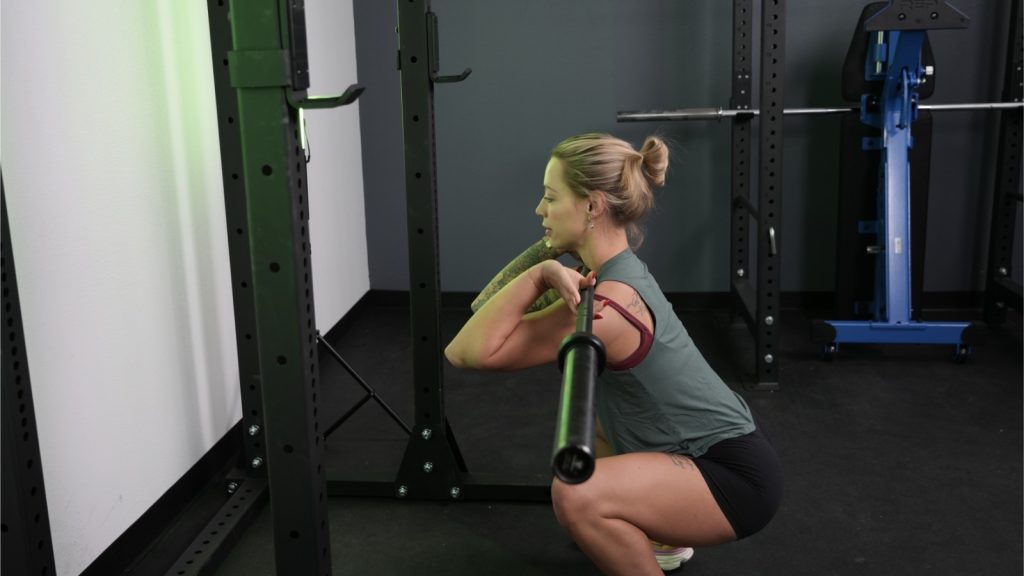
[207, 302, 1022, 576]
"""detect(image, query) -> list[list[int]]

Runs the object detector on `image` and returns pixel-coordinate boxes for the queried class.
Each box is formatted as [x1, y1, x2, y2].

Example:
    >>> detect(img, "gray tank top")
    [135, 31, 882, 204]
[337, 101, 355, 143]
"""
[595, 249, 755, 457]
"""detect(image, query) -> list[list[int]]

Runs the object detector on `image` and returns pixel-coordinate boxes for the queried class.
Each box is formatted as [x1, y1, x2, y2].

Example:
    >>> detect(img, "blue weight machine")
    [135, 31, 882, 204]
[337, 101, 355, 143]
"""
[816, 1, 977, 361]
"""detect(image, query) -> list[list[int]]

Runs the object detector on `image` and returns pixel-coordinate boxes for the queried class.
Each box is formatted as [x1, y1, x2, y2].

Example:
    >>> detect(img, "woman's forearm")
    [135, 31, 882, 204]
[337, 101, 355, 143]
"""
[446, 263, 546, 369]
[471, 239, 562, 313]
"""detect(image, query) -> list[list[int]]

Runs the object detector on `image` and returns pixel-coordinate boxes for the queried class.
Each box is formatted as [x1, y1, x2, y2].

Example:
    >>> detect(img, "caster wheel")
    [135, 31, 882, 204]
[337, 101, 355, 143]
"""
[953, 345, 971, 364]
[821, 343, 837, 361]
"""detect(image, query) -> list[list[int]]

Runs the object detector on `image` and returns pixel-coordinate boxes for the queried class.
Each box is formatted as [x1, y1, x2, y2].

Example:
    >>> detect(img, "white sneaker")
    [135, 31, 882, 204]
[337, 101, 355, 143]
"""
[652, 541, 694, 571]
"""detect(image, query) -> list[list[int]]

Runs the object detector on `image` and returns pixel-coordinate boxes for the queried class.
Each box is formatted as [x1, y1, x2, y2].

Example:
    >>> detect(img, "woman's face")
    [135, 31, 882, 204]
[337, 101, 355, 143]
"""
[536, 157, 588, 250]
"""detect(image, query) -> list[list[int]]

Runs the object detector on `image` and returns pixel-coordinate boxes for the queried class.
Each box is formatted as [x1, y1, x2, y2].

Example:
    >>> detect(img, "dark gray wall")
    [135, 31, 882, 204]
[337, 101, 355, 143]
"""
[354, 0, 1016, 293]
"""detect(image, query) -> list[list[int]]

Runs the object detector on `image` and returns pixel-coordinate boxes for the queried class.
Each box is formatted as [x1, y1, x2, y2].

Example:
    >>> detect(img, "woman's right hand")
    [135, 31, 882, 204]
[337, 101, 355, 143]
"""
[537, 261, 595, 315]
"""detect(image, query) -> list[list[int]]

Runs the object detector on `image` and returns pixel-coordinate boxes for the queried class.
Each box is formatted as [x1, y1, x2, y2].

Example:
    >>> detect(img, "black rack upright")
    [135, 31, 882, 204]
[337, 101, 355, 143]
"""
[730, 0, 786, 391]
[984, 0, 1023, 325]
[326, 0, 550, 503]
[1, 176, 58, 576]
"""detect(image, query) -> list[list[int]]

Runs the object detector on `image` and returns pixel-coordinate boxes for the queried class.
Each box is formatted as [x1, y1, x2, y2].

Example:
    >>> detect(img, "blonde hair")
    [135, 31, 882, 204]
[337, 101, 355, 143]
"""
[550, 133, 669, 246]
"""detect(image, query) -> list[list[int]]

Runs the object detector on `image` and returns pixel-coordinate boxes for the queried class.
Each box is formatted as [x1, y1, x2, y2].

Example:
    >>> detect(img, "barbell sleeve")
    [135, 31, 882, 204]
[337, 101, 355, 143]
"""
[551, 288, 606, 484]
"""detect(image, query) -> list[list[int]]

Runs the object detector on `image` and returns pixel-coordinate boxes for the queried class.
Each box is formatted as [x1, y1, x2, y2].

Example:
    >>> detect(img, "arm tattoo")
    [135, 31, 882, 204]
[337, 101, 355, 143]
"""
[627, 290, 647, 319]
[471, 239, 562, 312]
[668, 453, 696, 472]
[529, 288, 562, 312]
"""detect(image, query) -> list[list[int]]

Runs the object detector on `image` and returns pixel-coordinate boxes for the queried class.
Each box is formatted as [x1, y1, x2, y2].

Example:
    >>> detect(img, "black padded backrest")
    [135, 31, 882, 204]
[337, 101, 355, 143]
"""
[842, 2, 936, 102]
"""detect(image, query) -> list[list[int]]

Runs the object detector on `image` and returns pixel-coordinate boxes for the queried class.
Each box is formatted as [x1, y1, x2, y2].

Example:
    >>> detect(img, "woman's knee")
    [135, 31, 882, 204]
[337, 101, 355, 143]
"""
[551, 477, 601, 529]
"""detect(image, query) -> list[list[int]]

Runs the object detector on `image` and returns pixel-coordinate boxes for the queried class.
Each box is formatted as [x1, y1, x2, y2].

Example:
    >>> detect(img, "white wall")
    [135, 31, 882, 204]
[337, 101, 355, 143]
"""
[305, 0, 370, 327]
[0, 0, 367, 574]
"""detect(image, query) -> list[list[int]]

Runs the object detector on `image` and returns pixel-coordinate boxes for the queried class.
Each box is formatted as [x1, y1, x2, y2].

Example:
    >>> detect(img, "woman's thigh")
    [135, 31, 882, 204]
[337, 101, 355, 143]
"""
[552, 452, 737, 547]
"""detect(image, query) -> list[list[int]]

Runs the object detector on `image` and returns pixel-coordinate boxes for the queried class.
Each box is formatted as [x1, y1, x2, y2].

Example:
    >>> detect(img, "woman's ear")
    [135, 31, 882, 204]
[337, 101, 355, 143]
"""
[588, 190, 609, 218]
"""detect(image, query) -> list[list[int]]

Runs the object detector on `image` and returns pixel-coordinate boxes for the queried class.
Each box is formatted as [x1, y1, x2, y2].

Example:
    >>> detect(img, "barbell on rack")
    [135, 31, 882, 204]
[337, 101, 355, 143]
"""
[617, 101, 1023, 122]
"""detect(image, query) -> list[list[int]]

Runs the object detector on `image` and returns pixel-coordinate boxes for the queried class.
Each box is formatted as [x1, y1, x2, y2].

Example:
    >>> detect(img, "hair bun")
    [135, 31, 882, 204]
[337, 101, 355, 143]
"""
[639, 136, 668, 187]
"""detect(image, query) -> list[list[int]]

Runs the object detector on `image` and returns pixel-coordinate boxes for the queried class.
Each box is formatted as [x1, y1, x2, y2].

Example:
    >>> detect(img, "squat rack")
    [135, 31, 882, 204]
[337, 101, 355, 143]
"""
[171, 0, 555, 574]
[184, 0, 794, 572]
[173, 1, 795, 574]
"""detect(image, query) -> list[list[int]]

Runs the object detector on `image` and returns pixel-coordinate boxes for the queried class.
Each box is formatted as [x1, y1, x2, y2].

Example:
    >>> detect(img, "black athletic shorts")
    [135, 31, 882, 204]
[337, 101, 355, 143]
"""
[692, 426, 784, 539]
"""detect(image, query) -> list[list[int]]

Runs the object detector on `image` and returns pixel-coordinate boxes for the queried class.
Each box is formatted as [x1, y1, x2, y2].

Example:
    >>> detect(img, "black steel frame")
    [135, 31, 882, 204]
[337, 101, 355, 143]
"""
[730, 0, 785, 391]
[984, 0, 1023, 325]
[163, 478, 269, 576]
[317, 333, 411, 440]
[388, 0, 468, 502]
[1, 176, 58, 576]
[208, 0, 267, 484]
[224, 0, 334, 573]
[177, 0, 371, 572]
